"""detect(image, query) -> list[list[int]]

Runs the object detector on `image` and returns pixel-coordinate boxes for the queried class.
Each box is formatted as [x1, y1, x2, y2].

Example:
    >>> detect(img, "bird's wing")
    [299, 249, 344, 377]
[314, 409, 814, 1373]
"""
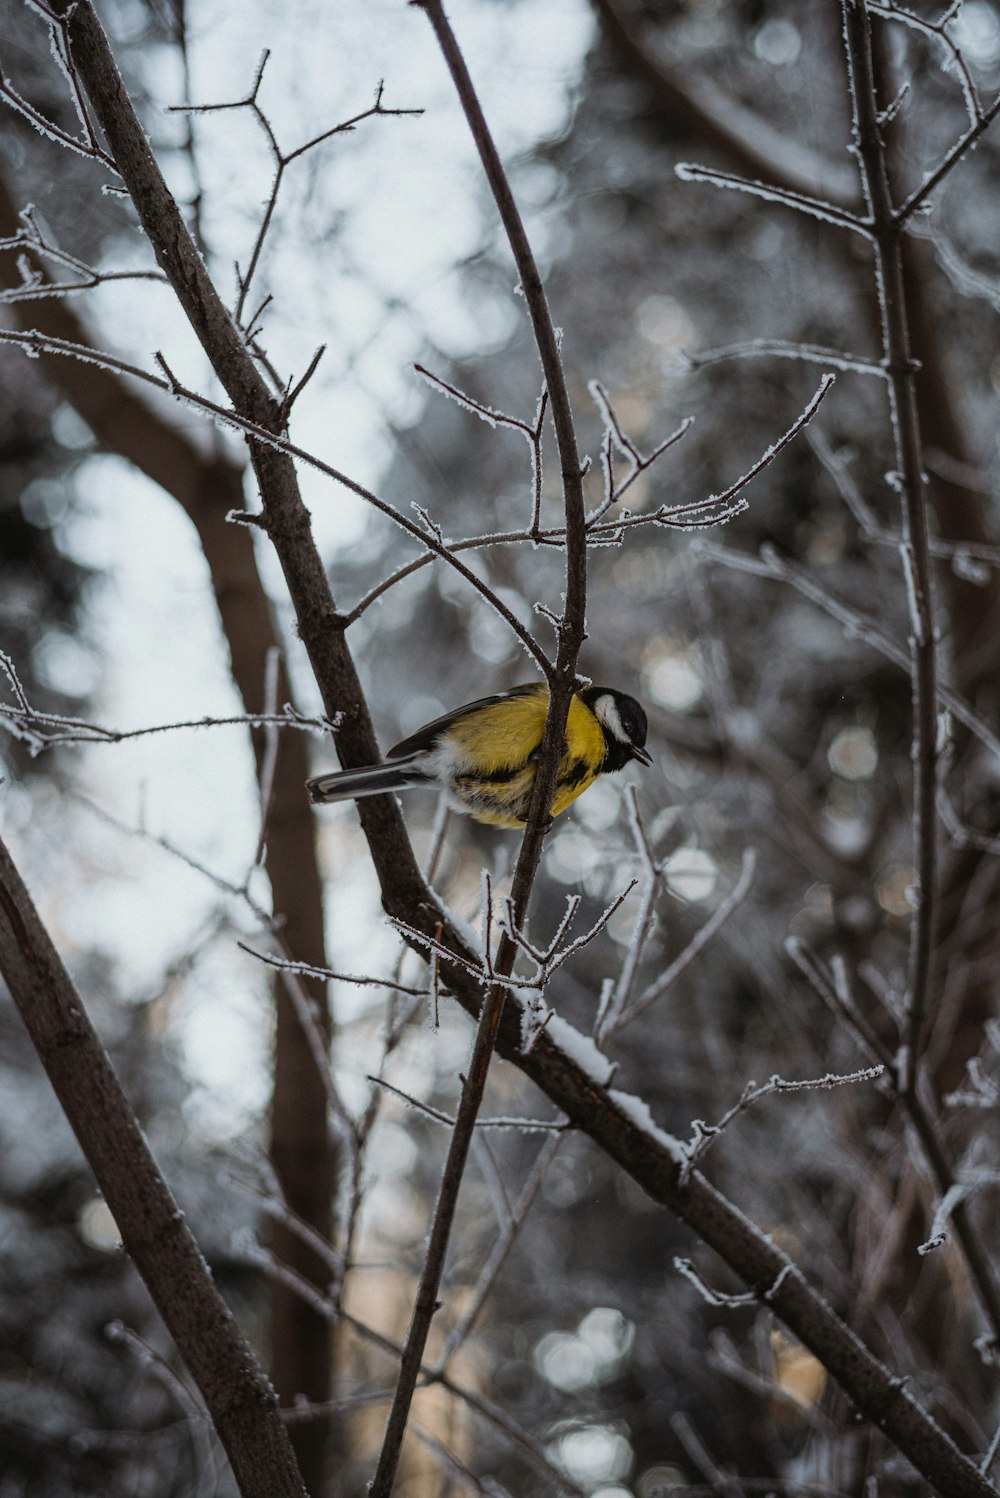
[387, 683, 546, 761]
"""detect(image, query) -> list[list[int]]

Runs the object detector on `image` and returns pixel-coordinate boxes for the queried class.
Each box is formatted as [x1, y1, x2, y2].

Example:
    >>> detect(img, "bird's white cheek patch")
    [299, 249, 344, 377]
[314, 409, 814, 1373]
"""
[594, 694, 625, 742]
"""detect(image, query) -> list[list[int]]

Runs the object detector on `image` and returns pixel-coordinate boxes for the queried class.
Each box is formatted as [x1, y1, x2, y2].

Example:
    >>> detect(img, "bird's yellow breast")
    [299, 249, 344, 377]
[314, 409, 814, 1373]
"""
[445, 686, 607, 827]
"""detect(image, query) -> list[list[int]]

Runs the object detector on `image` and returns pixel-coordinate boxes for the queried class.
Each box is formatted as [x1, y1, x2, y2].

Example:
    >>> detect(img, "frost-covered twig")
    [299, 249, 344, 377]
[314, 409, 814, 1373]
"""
[0, 205, 164, 301]
[680, 1066, 884, 1181]
[367, 1074, 564, 1134]
[869, 2, 982, 129]
[786, 937, 1000, 1341]
[699, 541, 1000, 766]
[0, 325, 552, 671]
[0, 49, 115, 166]
[369, 4, 593, 1486]
[238, 943, 423, 996]
[391, 878, 636, 996]
[894, 91, 1000, 226]
[675, 163, 871, 237]
[945, 1057, 1000, 1112]
[416, 363, 550, 536]
[0, 322, 813, 639]
[674, 1257, 762, 1308]
[587, 380, 694, 526]
[678, 337, 884, 380]
[918, 1169, 1000, 1256]
[0, 648, 335, 754]
[609, 849, 757, 1038]
[167, 56, 420, 329]
[499, 880, 638, 983]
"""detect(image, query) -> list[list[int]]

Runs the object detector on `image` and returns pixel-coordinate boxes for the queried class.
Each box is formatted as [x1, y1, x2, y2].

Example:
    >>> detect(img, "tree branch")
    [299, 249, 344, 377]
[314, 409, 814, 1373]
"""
[368, 5, 591, 1489]
[842, 0, 939, 1086]
[0, 835, 307, 1498]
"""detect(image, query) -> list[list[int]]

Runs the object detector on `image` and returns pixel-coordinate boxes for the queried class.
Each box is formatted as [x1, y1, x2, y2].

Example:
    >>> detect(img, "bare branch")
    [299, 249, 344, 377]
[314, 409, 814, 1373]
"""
[895, 87, 1000, 224]
[0, 54, 115, 165]
[698, 541, 1000, 767]
[675, 162, 872, 237]
[0, 835, 307, 1498]
[869, 1, 982, 128]
[677, 338, 885, 380]
[680, 1066, 885, 1181]
[609, 849, 757, 1038]
[844, 2, 940, 1087]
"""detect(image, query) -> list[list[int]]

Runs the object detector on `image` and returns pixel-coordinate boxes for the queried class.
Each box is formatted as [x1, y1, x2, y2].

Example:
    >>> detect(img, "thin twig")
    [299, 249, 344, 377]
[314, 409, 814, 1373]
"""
[677, 337, 884, 380]
[698, 541, 1000, 768]
[679, 1065, 884, 1181]
[254, 645, 282, 867]
[433, 1130, 565, 1371]
[367, 5, 590, 1491]
[166, 60, 420, 326]
[609, 849, 757, 1038]
[675, 162, 872, 236]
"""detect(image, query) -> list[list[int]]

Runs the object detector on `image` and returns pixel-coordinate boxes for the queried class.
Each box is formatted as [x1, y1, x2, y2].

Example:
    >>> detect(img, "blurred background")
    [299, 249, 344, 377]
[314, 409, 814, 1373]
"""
[3, 0, 1000, 1494]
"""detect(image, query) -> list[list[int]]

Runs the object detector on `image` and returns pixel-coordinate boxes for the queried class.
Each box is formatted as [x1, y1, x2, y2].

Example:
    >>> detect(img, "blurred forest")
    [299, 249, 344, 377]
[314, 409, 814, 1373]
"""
[2, 1, 1000, 1496]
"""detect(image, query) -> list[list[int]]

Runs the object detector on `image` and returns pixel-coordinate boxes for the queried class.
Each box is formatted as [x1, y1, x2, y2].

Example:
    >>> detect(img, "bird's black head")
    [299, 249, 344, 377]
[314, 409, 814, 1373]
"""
[581, 687, 652, 773]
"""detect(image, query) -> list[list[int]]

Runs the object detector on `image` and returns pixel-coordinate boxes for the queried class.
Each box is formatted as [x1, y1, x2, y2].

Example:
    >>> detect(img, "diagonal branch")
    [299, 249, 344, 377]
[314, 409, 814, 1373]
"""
[0, 836, 307, 1498]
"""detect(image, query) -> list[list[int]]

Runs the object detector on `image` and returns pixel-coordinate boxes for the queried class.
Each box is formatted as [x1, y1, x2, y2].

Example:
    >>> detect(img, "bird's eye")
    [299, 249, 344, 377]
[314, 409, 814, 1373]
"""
[625, 704, 648, 745]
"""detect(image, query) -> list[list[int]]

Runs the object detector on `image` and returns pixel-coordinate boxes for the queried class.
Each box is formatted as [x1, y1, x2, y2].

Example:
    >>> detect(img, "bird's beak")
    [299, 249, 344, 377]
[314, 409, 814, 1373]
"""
[631, 744, 653, 767]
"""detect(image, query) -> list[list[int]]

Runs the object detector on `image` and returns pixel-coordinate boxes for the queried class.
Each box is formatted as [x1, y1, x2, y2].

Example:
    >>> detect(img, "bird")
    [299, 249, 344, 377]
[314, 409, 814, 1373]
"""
[305, 681, 652, 829]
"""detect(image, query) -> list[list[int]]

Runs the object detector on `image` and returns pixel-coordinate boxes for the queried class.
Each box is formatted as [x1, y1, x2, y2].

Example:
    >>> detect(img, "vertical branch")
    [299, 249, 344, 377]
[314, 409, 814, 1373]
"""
[416, 0, 588, 706]
[842, 0, 939, 1090]
[367, 7, 591, 1494]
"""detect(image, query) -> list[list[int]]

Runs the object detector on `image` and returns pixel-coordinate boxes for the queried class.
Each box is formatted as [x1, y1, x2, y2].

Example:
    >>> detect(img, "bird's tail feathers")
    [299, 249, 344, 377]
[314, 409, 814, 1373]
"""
[306, 755, 429, 806]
